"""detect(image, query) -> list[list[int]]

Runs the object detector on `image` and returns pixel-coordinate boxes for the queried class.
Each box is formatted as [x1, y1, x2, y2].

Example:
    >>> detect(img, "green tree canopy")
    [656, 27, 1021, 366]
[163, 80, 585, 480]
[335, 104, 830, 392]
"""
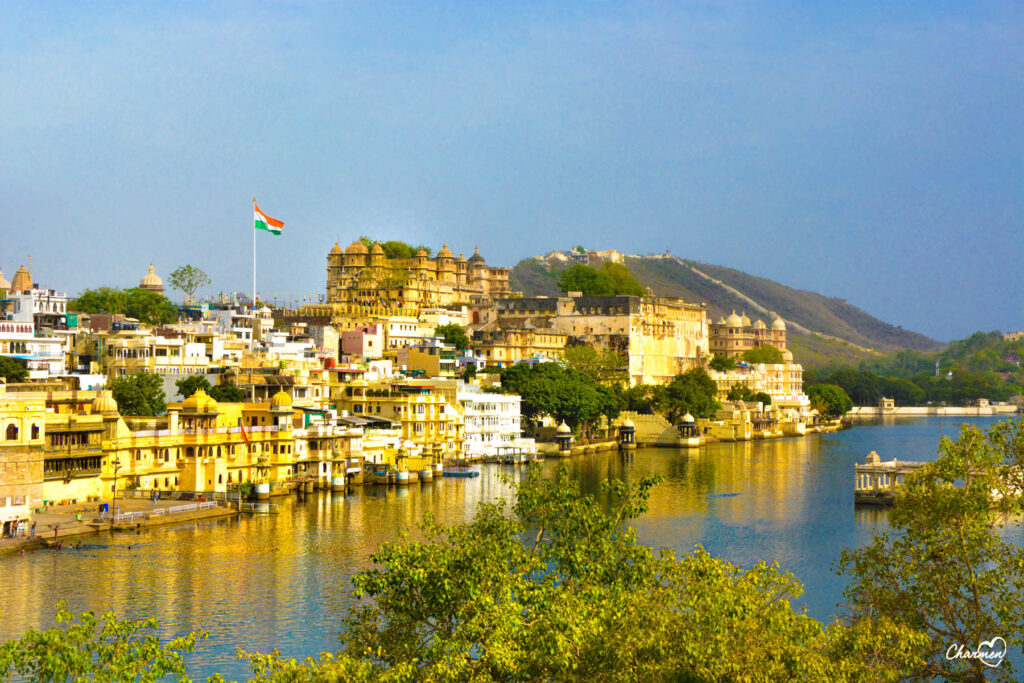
[806, 383, 853, 419]
[726, 383, 755, 402]
[434, 323, 470, 350]
[210, 383, 246, 403]
[709, 353, 736, 372]
[837, 418, 1024, 681]
[358, 238, 432, 259]
[108, 373, 166, 416]
[168, 265, 211, 304]
[498, 362, 619, 435]
[0, 356, 28, 383]
[175, 375, 212, 399]
[69, 287, 178, 325]
[740, 345, 785, 364]
[561, 344, 626, 383]
[557, 262, 645, 297]
[663, 368, 721, 422]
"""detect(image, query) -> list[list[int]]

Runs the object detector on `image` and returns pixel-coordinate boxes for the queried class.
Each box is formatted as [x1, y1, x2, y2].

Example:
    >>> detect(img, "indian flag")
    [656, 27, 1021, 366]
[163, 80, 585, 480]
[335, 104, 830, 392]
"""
[254, 202, 284, 235]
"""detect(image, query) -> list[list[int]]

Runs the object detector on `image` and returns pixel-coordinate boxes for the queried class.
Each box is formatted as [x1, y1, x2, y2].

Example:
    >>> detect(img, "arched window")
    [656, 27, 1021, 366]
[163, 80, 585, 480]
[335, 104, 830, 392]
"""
[186, 446, 194, 458]
[5, 424, 18, 440]
[30, 424, 39, 439]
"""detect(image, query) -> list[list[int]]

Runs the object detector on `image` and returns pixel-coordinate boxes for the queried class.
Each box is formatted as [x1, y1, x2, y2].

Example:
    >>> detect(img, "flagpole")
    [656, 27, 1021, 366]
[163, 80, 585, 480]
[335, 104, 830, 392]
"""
[252, 197, 257, 352]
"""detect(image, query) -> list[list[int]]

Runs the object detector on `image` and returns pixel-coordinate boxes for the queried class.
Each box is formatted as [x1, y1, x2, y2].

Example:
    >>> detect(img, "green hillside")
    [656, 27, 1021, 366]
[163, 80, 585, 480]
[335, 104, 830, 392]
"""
[509, 251, 943, 366]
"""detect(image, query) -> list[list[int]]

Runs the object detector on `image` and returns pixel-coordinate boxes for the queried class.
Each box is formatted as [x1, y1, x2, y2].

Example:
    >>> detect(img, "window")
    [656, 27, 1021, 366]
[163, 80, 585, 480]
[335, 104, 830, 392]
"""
[5, 424, 18, 440]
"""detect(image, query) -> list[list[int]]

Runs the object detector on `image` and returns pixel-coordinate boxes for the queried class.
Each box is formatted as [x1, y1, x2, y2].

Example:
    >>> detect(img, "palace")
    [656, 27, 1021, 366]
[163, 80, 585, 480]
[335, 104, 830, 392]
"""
[709, 311, 787, 358]
[325, 241, 513, 313]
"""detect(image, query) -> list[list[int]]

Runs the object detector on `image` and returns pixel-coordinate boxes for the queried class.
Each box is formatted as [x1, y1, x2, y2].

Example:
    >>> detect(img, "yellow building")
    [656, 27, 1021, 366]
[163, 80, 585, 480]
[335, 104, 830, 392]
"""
[491, 294, 708, 385]
[709, 311, 787, 358]
[34, 389, 301, 502]
[0, 385, 46, 536]
[325, 241, 514, 314]
[336, 380, 465, 459]
[470, 326, 567, 366]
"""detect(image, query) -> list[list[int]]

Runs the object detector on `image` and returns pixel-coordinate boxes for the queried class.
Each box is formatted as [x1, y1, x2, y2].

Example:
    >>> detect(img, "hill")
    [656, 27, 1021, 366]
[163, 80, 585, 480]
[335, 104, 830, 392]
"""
[509, 250, 943, 367]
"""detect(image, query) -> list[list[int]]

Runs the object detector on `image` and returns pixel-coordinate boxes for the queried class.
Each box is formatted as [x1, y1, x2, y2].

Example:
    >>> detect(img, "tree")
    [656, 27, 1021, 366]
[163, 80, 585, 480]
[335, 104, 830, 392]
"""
[561, 344, 626, 383]
[806, 383, 852, 419]
[337, 465, 832, 681]
[663, 368, 721, 421]
[0, 602, 206, 682]
[556, 263, 645, 297]
[175, 375, 212, 400]
[752, 391, 772, 406]
[557, 264, 615, 296]
[0, 356, 27, 383]
[726, 383, 755, 402]
[168, 265, 211, 304]
[108, 373, 166, 416]
[837, 418, 1024, 681]
[209, 382, 246, 402]
[498, 362, 617, 435]
[740, 345, 785, 364]
[69, 287, 177, 325]
[434, 323, 470, 350]
[620, 383, 666, 414]
[601, 262, 645, 297]
[709, 353, 736, 372]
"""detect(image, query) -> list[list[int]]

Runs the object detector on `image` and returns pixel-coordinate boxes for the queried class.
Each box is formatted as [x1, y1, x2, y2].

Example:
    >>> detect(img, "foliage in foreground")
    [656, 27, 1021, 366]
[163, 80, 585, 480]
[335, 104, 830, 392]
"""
[0, 604, 204, 683]
[3, 418, 1024, 681]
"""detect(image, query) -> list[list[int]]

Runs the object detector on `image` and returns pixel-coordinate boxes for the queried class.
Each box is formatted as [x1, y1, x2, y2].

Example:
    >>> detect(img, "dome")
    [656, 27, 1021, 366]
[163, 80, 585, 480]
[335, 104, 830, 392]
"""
[0, 268, 9, 290]
[10, 265, 31, 293]
[681, 413, 695, 423]
[456, 252, 467, 263]
[467, 246, 485, 264]
[740, 312, 751, 326]
[345, 240, 368, 254]
[370, 242, 385, 256]
[772, 317, 787, 331]
[270, 390, 293, 408]
[403, 439, 416, 450]
[91, 390, 118, 414]
[329, 242, 345, 255]
[715, 317, 726, 325]
[725, 310, 742, 327]
[556, 421, 571, 434]
[183, 389, 219, 413]
[782, 349, 794, 362]
[753, 319, 766, 329]
[437, 244, 454, 259]
[416, 246, 428, 258]
[621, 417, 635, 428]
[139, 262, 163, 288]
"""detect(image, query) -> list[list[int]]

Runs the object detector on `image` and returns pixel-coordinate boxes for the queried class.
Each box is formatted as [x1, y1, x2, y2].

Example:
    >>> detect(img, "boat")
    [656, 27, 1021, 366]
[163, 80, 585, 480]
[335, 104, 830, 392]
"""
[443, 463, 480, 478]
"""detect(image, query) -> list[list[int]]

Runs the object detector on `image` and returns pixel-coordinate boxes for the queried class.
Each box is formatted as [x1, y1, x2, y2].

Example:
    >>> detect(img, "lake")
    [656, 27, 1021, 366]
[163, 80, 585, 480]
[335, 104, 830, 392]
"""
[1, 415, 1018, 678]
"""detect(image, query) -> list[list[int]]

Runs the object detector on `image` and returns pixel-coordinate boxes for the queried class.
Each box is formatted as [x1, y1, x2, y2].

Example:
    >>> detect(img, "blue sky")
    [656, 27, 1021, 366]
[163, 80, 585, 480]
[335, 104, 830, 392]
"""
[1, 1, 1020, 341]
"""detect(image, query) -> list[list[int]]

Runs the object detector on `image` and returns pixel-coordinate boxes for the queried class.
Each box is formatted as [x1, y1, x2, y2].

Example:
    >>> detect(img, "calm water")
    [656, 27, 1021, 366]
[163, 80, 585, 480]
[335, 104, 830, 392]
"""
[1, 416, 1019, 678]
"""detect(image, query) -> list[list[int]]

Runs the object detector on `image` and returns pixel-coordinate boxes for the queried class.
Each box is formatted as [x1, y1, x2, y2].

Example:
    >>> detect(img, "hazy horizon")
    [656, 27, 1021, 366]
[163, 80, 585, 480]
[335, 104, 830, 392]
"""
[2, 2, 1021, 342]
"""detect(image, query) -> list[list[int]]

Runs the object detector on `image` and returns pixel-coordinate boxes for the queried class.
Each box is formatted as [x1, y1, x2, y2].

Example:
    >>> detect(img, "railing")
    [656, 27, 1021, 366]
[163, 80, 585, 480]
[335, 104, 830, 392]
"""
[149, 501, 219, 516]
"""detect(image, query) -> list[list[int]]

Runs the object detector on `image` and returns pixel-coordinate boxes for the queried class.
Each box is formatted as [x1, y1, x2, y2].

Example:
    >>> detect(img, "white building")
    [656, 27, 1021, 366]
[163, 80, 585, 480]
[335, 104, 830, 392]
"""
[0, 320, 66, 378]
[457, 383, 536, 459]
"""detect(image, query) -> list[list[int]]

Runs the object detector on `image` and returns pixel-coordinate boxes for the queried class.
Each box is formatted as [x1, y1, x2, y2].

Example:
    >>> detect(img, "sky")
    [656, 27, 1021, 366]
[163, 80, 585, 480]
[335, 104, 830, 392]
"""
[1, 1, 1021, 342]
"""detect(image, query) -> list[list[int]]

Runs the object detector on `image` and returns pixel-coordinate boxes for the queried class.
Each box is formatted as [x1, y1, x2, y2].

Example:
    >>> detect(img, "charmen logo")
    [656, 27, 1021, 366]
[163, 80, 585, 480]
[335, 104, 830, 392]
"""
[945, 637, 1007, 669]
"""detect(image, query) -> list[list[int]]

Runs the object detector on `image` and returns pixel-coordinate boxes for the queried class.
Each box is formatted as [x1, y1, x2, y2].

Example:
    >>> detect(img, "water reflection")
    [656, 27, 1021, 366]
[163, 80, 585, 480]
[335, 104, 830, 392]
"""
[0, 416, 1017, 680]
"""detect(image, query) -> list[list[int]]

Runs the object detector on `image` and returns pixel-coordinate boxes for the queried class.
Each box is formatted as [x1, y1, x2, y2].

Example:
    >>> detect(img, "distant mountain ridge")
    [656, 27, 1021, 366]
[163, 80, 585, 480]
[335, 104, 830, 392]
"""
[509, 250, 942, 363]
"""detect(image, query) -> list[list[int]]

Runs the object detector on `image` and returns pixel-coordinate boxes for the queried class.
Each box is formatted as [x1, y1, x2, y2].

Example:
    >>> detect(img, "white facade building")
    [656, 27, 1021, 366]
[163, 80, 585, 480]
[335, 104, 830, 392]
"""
[457, 384, 536, 459]
[0, 320, 66, 378]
